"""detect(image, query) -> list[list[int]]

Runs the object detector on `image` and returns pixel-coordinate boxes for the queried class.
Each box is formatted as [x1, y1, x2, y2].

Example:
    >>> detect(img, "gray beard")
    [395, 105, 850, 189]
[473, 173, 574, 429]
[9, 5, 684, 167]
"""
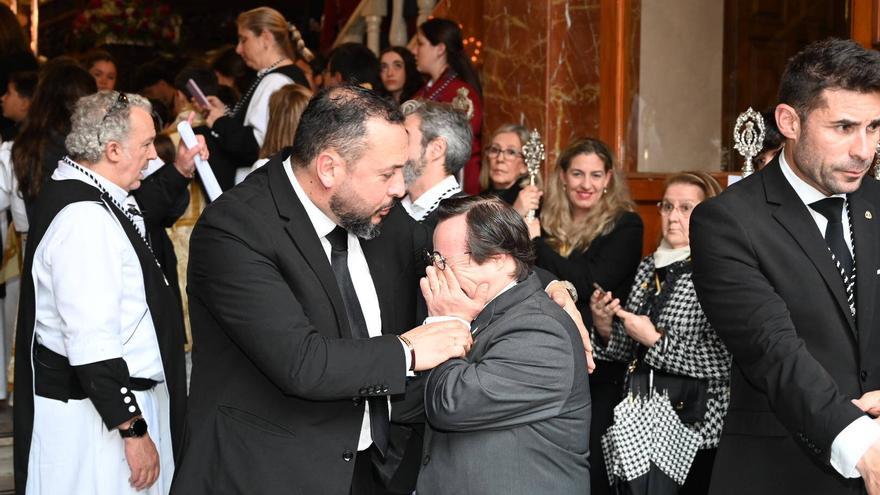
[404, 156, 427, 188]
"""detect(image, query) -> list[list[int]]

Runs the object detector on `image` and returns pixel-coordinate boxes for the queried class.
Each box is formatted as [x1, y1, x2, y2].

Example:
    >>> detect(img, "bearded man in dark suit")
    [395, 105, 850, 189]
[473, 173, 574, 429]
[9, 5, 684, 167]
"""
[171, 84, 473, 495]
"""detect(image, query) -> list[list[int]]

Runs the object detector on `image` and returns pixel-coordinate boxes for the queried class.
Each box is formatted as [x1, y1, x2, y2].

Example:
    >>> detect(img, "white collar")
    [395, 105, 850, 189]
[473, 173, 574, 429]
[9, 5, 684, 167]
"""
[283, 157, 338, 239]
[778, 149, 846, 205]
[55, 158, 129, 206]
[653, 239, 690, 268]
[401, 175, 461, 221]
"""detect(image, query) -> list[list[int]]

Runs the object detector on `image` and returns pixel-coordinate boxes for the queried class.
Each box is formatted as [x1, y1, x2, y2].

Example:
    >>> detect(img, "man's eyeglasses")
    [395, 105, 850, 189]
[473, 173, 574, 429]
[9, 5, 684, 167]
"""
[657, 201, 696, 217]
[97, 92, 129, 142]
[423, 250, 449, 271]
[486, 146, 522, 160]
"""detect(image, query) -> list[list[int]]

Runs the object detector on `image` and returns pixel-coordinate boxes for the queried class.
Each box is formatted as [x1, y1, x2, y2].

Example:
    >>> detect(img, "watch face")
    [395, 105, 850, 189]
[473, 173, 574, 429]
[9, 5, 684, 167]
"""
[131, 418, 148, 437]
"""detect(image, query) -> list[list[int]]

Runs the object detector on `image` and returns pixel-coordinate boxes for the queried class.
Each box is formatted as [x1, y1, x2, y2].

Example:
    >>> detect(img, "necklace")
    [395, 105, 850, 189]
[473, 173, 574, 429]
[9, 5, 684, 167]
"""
[423, 69, 457, 101]
[227, 56, 287, 118]
[62, 156, 167, 283]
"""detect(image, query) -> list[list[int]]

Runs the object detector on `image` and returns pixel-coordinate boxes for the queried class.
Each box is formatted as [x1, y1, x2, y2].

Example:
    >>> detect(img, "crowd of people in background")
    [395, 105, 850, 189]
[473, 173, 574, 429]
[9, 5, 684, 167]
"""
[5, 3, 880, 495]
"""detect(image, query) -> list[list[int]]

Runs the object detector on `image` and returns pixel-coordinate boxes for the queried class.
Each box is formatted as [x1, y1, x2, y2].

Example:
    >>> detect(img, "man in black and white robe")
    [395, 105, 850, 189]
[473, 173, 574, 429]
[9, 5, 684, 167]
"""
[13, 91, 206, 495]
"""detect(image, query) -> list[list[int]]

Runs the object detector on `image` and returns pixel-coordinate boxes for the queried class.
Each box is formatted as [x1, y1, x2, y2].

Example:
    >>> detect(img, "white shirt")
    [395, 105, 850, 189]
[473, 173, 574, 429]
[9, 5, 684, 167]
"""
[284, 158, 404, 451]
[779, 151, 879, 478]
[32, 160, 164, 380]
[0, 140, 29, 232]
[401, 175, 462, 221]
[244, 72, 294, 147]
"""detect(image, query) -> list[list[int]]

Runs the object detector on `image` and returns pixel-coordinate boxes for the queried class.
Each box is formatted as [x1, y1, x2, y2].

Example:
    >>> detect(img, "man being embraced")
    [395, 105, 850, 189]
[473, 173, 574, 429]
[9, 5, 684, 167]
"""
[416, 196, 590, 495]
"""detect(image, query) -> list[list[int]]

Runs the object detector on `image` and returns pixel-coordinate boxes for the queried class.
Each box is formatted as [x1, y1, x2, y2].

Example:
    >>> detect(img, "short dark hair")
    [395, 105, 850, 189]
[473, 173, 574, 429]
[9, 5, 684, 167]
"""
[327, 43, 381, 89]
[291, 84, 404, 168]
[81, 49, 116, 70]
[779, 38, 880, 119]
[436, 196, 534, 281]
[174, 63, 219, 96]
[8, 70, 37, 99]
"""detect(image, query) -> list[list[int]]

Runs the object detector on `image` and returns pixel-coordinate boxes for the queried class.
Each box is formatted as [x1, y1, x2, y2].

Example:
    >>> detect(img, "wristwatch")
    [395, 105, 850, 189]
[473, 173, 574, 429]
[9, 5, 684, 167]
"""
[119, 417, 148, 438]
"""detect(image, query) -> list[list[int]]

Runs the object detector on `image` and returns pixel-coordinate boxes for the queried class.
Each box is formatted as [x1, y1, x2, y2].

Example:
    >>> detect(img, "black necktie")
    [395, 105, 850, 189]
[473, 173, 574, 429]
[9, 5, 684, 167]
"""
[810, 197, 854, 278]
[326, 226, 389, 456]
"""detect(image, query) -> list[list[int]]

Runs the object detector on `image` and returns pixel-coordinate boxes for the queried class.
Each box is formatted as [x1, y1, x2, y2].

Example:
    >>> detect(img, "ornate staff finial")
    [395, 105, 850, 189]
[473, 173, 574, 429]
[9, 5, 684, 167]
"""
[521, 128, 545, 222]
[733, 107, 765, 177]
[874, 142, 880, 181]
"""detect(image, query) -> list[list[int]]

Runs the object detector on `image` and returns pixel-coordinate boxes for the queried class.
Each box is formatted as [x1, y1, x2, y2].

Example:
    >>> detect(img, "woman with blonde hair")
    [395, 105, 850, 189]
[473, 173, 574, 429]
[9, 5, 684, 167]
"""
[528, 136, 643, 495]
[248, 83, 312, 174]
[480, 123, 543, 217]
[203, 7, 313, 181]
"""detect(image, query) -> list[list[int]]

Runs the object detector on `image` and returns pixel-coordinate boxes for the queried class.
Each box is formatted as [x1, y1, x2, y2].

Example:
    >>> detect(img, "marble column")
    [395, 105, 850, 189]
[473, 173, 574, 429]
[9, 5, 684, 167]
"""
[432, 0, 601, 172]
[482, 0, 601, 169]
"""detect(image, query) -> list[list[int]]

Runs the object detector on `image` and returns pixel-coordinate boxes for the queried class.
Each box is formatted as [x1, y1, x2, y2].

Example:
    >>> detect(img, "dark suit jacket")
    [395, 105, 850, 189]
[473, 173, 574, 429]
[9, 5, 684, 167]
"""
[170, 151, 421, 495]
[690, 159, 880, 494]
[417, 273, 591, 495]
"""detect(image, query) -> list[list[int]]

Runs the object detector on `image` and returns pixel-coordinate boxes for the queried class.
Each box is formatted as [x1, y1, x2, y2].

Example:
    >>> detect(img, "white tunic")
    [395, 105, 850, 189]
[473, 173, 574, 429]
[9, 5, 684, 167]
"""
[26, 160, 172, 495]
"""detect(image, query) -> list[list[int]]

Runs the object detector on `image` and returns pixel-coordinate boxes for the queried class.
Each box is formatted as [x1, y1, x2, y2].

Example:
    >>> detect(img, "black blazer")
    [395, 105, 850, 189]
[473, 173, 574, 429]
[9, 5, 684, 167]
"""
[170, 151, 421, 495]
[533, 211, 644, 328]
[690, 158, 880, 495]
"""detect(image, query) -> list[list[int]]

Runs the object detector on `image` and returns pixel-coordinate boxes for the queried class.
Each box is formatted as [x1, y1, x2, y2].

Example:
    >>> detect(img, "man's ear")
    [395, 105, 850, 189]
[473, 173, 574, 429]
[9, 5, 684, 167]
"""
[775, 103, 801, 140]
[105, 140, 124, 164]
[315, 150, 343, 188]
[426, 137, 447, 163]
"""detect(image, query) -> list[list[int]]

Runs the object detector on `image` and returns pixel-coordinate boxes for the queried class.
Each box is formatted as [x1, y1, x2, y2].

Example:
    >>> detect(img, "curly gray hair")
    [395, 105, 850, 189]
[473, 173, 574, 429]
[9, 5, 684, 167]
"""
[66, 91, 152, 163]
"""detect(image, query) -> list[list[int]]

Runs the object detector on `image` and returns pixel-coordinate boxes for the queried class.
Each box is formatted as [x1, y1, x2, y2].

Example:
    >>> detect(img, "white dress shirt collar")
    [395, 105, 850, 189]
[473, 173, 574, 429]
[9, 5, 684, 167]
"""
[401, 175, 461, 221]
[778, 149, 846, 205]
[55, 158, 130, 206]
[283, 157, 337, 239]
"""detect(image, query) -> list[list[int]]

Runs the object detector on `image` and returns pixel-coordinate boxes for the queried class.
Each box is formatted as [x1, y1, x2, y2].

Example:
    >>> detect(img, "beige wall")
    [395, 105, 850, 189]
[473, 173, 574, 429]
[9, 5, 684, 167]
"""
[636, 0, 724, 172]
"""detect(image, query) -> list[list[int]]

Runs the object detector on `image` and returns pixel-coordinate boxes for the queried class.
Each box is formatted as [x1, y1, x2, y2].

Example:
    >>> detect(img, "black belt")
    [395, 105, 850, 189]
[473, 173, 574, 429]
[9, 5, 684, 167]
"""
[33, 343, 157, 401]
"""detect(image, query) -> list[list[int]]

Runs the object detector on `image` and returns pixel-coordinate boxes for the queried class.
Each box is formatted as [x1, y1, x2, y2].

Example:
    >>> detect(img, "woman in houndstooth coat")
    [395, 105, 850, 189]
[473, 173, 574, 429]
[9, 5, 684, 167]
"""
[591, 172, 731, 494]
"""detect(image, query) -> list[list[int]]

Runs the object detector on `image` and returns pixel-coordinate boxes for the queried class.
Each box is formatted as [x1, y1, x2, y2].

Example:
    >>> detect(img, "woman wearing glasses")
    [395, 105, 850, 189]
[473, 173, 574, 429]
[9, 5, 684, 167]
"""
[480, 124, 543, 217]
[590, 171, 730, 494]
[527, 136, 643, 495]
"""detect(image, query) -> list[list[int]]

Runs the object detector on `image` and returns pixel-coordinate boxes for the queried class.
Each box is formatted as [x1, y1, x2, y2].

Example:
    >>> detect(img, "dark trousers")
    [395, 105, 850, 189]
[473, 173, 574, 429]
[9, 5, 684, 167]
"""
[680, 448, 717, 495]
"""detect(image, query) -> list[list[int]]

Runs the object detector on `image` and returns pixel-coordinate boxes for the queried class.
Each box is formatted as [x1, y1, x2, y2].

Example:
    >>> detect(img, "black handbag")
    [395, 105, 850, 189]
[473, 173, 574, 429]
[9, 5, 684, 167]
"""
[625, 357, 709, 424]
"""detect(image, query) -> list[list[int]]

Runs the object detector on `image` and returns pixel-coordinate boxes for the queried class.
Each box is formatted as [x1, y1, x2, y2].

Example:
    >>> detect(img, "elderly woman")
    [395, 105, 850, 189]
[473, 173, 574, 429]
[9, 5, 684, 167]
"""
[480, 124, 542, 217]
[591, 171, 731, 494]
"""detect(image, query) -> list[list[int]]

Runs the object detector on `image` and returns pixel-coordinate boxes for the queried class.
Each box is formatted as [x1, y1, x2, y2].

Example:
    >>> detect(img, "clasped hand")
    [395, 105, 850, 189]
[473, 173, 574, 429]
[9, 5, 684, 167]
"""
[590, 289, 662, 347]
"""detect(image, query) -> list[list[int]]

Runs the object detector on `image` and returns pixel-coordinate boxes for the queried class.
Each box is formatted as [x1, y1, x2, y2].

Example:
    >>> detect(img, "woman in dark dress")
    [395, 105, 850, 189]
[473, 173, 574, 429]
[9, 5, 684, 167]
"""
[527, 137, 643, 495]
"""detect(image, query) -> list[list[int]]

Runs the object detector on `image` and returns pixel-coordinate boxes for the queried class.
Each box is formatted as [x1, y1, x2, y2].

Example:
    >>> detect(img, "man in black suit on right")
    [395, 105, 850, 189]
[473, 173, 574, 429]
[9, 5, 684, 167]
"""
[691, 38, 880, 494]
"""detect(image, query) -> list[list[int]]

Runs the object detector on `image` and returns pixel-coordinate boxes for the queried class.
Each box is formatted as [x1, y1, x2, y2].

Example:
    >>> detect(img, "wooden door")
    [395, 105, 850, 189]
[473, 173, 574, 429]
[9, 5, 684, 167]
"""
[721, 0, 849, 171]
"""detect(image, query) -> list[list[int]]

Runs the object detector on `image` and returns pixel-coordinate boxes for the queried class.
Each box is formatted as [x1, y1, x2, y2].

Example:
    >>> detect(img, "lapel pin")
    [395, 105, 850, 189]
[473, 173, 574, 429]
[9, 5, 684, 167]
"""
[866, 211, 873, 220]
[876, 269, 880, 275]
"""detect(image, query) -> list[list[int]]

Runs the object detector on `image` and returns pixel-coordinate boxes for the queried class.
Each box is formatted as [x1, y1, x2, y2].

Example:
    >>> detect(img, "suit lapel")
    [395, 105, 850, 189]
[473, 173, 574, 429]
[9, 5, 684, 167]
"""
[850, 187, 878, 350]
[267, 154, 350, 338]
[763, 161, 856, 335]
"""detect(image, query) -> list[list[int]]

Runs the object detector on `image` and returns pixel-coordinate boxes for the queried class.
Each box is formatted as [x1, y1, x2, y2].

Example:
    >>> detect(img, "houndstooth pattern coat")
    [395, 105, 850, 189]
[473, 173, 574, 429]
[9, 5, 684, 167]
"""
[593, 256, 731, 449]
